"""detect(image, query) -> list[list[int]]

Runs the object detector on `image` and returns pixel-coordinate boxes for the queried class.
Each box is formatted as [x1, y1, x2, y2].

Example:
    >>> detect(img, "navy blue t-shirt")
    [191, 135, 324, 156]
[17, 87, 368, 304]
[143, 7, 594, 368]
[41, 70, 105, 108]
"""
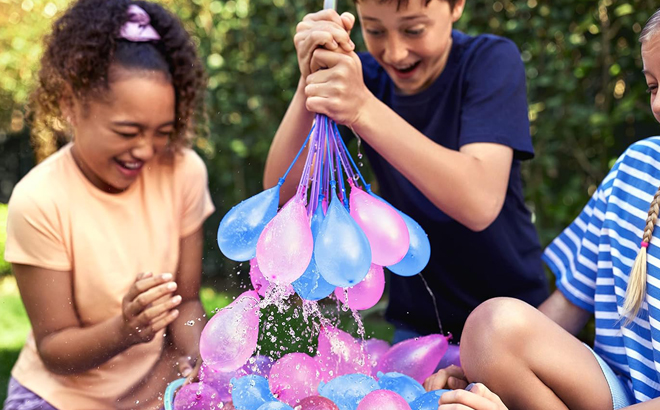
[351, 30, 549, 339]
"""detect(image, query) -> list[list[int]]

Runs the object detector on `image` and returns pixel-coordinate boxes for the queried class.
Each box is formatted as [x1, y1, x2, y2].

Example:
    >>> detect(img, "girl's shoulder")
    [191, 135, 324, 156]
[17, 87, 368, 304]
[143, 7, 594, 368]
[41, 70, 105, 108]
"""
[622, 136, 660, 159]
[10, 146, 72, 205]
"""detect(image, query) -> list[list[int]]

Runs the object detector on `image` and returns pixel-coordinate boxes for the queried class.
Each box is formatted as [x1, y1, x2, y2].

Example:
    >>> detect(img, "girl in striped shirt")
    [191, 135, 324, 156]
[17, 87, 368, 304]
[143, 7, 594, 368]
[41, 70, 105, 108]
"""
[425, 9, 660, 410]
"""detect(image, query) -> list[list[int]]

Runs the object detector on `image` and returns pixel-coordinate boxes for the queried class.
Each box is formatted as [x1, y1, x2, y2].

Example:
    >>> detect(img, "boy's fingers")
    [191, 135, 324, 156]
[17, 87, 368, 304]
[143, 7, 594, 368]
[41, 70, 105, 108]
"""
[304, 9, 344, 26]
[340, 12, 356, 31]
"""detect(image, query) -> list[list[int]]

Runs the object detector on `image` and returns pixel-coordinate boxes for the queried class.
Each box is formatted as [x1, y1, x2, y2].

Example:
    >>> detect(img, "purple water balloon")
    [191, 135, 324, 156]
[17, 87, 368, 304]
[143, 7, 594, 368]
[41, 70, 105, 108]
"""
[173, 382, 221, 410]
[200, 290, 261, 372]
[375, 334, 450, 384]
[256, 198, 313, 284]
[437, 344, 461, 369]
[349, 188, 409, 267]
[242, 355, 275, 378]
[269, 353, 321, 406]
[199, 362, 247, 402]
[364, 339, 390, 375]
[356, 390, 411, 410]
[334, 264, 385, 311]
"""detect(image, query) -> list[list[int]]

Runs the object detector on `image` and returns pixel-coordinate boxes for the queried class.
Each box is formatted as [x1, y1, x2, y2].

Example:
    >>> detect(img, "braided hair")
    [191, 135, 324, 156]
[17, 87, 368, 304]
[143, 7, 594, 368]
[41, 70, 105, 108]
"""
[622, 11, 660, 322]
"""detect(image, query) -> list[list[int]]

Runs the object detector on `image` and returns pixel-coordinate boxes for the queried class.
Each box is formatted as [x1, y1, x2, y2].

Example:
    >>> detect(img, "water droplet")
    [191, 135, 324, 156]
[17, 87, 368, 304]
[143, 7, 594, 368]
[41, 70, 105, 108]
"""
[185, 320, 195, 326]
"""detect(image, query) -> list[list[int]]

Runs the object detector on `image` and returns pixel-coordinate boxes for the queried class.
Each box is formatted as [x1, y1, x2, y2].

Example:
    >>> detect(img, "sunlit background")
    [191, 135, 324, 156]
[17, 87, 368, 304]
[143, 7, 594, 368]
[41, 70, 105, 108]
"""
[1, 0, 660, 402]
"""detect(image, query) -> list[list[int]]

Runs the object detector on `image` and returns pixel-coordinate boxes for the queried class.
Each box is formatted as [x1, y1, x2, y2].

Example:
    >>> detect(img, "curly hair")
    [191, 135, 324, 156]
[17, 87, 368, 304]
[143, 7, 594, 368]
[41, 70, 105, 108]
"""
[352, 0, 460, 11]
[31, 0, 206, 161]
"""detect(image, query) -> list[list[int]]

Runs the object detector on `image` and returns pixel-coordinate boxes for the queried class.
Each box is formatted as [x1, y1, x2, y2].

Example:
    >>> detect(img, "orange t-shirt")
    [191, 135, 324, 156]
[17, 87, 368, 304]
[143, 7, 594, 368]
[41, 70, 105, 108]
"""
[4, 144, 215, 409]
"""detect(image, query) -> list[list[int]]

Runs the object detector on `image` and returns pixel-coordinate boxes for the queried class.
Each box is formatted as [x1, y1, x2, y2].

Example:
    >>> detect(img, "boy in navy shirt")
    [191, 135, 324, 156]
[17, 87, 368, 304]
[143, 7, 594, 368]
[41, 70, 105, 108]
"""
[264, 0, 548, 344]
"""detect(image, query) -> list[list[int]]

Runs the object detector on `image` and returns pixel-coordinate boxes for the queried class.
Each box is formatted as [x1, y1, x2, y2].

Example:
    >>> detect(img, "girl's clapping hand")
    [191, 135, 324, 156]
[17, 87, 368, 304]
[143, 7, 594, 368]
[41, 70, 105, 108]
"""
[121, 272, 182, 345]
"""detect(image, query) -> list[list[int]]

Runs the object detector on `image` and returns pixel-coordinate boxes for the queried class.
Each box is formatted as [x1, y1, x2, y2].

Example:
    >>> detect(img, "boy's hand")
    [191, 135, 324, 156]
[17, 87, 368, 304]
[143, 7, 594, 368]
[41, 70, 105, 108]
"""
[120, 272, 181, 345]
[294, 10, 355, 81]
[424, 365, 469, 391]
[305, 47, 370, 127]
[439, 383, 508, 410]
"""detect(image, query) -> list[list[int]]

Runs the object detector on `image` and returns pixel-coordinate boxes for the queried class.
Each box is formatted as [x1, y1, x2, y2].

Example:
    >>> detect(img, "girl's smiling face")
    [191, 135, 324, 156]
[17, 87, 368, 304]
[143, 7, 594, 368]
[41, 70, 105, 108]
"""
[357, 0, 465, 95]
[643, 32, 660, 124]
[67, 66, 175, 193]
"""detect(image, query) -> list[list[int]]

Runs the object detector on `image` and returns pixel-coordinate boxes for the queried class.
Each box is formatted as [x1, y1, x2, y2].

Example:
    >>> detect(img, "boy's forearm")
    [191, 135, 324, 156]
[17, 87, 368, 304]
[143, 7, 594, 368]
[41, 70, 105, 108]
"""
[264, 81, 315, 203]
[37, 315, 133, 375]
[352, 96, 512, 231]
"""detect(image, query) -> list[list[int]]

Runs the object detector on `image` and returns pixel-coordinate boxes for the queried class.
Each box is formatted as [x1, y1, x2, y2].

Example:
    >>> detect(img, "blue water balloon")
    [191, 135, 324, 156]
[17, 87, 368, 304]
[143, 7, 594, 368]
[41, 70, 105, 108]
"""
[387, 210, 431, 277]
[315, 190, 372, 287]
[409, 389, 450, 410]
[318, 373, 379, 410]
[376, 371, 426, 403]
[256, 402, 294, 410]
[231, 375, 277, 410]
[217, 184, 281, 262]
[293, 203, 335, 300]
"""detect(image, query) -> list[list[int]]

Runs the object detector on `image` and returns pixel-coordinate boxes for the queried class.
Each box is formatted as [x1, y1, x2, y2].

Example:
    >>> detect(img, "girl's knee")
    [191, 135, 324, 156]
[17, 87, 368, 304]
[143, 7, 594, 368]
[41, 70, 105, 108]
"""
[460, 298, 538, 371]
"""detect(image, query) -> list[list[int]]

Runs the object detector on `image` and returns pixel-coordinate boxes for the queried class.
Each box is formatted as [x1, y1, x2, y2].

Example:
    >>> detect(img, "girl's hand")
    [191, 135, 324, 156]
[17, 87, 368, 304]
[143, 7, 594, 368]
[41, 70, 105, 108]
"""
[439, 383, 508, 410]
[294, 9, 355, 81]
[179, 354, 202, 383]
[121, 272, 182, 345]
[305, 47, 372, 127]
[424, 365, 469, 391]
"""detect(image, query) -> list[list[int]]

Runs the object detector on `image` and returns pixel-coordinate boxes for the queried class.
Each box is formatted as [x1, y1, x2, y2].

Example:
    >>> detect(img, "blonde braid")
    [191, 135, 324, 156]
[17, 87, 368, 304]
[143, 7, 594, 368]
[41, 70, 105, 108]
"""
[623, 186, 660, 324]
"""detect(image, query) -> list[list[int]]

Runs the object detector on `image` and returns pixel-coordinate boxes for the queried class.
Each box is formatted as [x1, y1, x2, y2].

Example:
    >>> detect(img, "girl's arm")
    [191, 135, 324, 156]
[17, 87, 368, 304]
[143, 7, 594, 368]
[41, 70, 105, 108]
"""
[166, 227, 207, 378]
[307, 49, 514, 231]
[115, 228, 208, 409]
[538, 289, 592, 335]
[13, 264, 180, 375]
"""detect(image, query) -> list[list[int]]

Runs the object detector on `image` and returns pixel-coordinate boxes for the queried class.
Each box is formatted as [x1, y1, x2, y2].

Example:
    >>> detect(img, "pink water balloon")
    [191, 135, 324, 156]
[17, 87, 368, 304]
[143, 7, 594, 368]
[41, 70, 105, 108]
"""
[375, 334, 450, 384]
[269, 353, 321, 406]
[173, 382, 221, 410]
[364, 339, 390, 375]
[199, 363, 247, 402]
[356, 390, 411, 410]
[200, 290, 261, 372]
[249, 257, 271, 297]
[334, 264, 385, 310]
[349, 188, 409, 266]
[249, 258, 294, 298]
[297, 396, 339, 410]
[256, 198, 313, 284]
[316, 326, 369, 380]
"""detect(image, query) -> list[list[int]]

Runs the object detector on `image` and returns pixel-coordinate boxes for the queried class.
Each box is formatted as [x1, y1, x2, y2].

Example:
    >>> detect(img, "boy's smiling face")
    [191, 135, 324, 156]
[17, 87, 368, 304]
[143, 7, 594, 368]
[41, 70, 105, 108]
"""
[357, 0, 465, 95]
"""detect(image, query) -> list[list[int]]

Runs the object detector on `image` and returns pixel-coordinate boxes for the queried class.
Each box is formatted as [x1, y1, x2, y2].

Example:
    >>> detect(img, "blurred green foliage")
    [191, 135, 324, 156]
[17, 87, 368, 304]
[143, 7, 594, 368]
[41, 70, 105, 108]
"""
[0, 205, 9, 276]
[1, 0, 659, 282]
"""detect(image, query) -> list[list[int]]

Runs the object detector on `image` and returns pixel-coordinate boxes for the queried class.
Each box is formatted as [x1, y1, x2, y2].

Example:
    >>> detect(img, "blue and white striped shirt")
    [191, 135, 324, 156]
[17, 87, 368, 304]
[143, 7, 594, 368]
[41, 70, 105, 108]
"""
[544, 137, 660, 403]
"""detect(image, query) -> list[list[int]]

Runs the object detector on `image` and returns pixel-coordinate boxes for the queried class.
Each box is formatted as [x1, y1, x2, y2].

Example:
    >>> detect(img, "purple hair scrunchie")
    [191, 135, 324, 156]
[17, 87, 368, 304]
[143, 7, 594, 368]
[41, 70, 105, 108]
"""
[119, 4, 161, 42]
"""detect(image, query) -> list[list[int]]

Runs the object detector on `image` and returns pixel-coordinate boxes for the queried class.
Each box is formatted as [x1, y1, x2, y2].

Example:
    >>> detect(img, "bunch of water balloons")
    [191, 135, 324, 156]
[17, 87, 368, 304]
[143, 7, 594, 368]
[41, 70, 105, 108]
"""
[216, 114, 431, 306]
[168, 289, 460, 410]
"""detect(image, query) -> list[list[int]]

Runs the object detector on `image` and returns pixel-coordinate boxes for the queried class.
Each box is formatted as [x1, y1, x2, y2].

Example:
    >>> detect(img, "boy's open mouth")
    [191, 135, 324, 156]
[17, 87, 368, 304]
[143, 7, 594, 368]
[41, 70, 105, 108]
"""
[395, 61, 421, 74]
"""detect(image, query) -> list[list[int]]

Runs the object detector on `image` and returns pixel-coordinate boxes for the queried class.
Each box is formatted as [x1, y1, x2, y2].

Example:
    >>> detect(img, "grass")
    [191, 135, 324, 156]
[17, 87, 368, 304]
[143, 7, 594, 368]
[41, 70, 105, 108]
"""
[0, 276, 393, 404]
